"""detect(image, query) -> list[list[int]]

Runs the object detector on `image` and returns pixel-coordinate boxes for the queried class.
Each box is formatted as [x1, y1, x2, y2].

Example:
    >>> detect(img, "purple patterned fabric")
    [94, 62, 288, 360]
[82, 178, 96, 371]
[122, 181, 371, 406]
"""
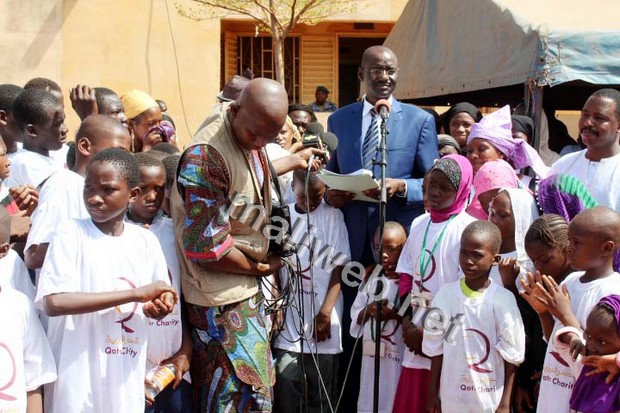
[536, 174, 620, 271]
[537, 174, 598, 221]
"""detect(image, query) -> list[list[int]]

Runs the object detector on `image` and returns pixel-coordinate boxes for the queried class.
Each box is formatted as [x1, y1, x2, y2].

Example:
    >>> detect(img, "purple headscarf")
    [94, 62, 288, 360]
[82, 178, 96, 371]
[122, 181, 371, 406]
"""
[537, 174, 598, 221]
[468, 105, 550, 179]
[429, 154, 473, 223]
[599, 295, 620, 336]
[142, 120, 176, 143]
[570, 295, 620, 413]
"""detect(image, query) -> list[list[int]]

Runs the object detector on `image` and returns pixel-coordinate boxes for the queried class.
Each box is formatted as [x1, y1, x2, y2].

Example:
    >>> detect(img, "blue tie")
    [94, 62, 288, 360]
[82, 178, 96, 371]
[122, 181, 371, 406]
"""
[362, 109, 379, 172]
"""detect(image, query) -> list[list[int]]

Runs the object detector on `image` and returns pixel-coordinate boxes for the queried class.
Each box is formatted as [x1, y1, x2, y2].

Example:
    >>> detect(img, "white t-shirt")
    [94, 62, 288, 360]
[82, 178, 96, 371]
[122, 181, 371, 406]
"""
[265, 143, 294, 207]
[49, 144, 70, 170]
[0, 287, 56, 412]
[273, 202, 351, 354]
[0, 183, 9, 205]
[4, 149, 60, 188]
[35, 218, 170, 413]
[7, 144, 23, 160]
[350, 277, 403, 413]
[423, 280, 525, 413]
[536, 271, 620, 413]
[396, 210, 476, 369]
[26, 169, 87, 251]
[0, 249, 36, 301]
[551, 150, 620, 211]
[265, 142, 297, 205]
[147, 216, 183, 372]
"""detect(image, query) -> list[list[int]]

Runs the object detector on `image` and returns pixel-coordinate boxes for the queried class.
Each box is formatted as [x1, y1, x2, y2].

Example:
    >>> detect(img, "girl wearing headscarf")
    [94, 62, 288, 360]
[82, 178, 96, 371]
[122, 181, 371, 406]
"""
[437, 134, 461, 157]
[488, 187, 539, 291]
[511, 115, 535, 144]
[442, 102, 483, 148]
[393, 154, 476, 413]
[551, 295, 620, 413]
[467, 105, 550, 181]
[466, 159, 520, 220]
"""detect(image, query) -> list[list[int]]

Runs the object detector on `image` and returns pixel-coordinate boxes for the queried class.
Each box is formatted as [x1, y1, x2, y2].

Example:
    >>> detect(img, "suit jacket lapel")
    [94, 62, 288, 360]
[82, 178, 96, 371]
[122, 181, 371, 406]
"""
[350, 102, 363, 143]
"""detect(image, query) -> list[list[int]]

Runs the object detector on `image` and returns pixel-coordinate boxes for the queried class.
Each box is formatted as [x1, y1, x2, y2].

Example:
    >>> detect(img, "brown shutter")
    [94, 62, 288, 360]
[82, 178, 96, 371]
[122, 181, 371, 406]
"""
[300, 35, 336, 106]
[223, 31, 237, 83]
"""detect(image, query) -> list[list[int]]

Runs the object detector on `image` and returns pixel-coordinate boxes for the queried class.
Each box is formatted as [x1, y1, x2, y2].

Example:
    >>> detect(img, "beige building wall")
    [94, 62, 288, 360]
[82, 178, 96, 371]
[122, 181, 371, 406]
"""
[0, 0, 64, 89]
[0, 0, 220, 147]
[0, 0, 408, 146]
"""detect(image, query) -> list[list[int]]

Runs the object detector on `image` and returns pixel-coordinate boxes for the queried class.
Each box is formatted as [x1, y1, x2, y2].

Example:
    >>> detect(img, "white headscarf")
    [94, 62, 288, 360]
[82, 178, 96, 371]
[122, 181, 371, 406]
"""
[500, 187, 540, 289]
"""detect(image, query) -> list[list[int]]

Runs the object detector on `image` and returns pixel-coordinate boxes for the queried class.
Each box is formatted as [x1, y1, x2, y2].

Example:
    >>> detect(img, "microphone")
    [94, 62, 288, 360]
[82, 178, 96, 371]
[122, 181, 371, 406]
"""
[320, 132, 338, 152]
[304, 132, 339, 167]
[305, 122, 324, 136]
[375, 99, 391, 120]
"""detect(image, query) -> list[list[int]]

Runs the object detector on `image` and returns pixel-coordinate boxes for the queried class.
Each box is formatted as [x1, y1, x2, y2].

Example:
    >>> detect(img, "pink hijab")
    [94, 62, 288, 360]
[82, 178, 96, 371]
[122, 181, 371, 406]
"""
[429, 154, 473, 222]
[467, 159, 520, 219]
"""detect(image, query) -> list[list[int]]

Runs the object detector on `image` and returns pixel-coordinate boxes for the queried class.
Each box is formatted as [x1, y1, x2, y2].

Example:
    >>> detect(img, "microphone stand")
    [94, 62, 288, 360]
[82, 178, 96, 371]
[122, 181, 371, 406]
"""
[372, 109, 389, 413]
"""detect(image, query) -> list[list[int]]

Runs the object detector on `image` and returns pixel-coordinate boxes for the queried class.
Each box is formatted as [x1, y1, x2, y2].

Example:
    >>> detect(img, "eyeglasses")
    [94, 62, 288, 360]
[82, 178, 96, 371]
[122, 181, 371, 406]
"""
[365, 68, 399, 78]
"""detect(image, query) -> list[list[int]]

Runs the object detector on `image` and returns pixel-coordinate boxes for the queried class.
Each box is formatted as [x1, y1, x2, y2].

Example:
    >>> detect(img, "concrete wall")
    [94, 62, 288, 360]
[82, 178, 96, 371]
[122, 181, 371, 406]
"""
[0, 0, 221, 146]
[0, 0, 407, 145]
[0, 0, 64, 86]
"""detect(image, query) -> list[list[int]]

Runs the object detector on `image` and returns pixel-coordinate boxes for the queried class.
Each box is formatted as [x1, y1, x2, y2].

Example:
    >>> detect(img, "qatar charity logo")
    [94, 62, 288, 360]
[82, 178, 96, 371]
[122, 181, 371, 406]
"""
[0, 342, 17, 401]
[549, 351, 570, 367]
[115, 277, 138, 333]
[380, 323, 400, 346]
[297, 263, 312, 281]
[414, 249, 436, 293]
[465, 328, 493, 374]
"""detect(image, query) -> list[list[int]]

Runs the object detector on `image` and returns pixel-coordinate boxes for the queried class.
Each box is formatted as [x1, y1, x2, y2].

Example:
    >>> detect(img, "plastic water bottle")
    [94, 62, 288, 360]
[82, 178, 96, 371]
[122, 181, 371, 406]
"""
[145, 364, 176, 400]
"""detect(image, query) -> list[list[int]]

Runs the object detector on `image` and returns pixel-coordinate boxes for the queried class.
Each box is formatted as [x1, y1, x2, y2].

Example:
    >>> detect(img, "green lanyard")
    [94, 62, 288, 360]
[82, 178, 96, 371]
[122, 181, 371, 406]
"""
[370, 288, 400, 341]
[418, 215, 456, 289]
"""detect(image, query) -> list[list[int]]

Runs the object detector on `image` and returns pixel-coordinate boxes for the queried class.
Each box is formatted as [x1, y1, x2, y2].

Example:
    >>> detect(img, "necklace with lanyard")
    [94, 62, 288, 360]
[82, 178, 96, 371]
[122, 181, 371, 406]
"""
[370, 287, 400, 341]
[418, 214, 456, 290]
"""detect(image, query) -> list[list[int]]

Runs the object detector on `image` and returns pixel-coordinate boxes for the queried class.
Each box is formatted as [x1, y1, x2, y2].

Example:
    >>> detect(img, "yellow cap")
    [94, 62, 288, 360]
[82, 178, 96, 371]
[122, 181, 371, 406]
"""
[121, 89, 158, 119]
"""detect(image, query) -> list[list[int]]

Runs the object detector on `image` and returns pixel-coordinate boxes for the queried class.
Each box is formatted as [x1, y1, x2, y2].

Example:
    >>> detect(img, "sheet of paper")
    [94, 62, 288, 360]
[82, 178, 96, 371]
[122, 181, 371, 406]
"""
[317, 169, 380, 203]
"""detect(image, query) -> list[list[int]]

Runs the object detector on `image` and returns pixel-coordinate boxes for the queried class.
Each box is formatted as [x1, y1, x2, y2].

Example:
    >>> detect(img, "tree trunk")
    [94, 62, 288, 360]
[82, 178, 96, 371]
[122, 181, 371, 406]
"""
[273, 33, 286, 86]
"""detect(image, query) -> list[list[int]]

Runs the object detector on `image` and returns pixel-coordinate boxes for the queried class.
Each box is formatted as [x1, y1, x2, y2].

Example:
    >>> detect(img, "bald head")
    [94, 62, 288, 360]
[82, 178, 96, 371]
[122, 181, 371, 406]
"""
[237, 78, 288, 118]
[361, 46, 398, 69]
[74, 115, 131, 174]
[572, 206, 620, 246]
[230, 78, 288, 150]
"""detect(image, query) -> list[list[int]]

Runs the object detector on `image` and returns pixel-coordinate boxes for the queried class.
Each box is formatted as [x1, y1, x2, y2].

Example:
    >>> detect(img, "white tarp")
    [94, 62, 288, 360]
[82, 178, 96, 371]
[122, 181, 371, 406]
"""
[385, 0, 620, 100]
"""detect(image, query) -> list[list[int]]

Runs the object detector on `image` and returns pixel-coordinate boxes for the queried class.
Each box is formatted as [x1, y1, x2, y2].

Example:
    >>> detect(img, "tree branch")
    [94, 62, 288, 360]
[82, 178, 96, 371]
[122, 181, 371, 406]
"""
[265, 0, 285, 35]
[250, 0, 275, 23]
[189, 0, 266, 26]
[284, 0, 299, 36]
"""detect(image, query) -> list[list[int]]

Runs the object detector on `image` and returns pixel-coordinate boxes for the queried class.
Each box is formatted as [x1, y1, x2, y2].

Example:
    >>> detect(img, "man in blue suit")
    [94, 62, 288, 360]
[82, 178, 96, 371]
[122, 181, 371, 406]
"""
[327, 45, 438, 265]
[326, 45, 438, 411]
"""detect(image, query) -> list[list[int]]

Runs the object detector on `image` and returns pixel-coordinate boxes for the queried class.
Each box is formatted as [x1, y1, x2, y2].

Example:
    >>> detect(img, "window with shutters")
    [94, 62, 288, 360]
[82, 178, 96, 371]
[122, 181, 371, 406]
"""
[236, 35, 300, 102]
